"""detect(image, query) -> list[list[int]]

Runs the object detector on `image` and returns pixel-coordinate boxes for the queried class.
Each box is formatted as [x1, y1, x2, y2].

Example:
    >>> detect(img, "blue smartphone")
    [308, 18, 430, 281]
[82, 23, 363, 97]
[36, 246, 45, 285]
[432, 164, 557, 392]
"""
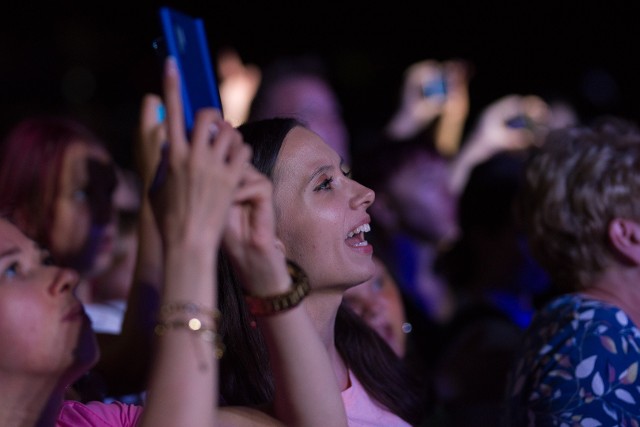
[505, 115, 534, 129]
[422, 75, 448, 97]
[158, 7, 223, 130]
[150, 7, 223, 195]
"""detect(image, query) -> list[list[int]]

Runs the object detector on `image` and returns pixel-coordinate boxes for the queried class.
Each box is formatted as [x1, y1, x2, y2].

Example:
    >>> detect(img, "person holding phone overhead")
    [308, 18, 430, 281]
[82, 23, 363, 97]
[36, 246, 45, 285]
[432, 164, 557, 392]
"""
[159, 7, 224, 130]
[0, 56, 348, 427]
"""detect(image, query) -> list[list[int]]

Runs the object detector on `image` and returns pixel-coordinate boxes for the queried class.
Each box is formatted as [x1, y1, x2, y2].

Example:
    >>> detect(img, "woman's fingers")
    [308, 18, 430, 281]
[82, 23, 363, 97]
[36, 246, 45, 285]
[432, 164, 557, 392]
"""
[162, 57, 188, 160]
[188, 112, 252, 199]
[224, 166, 275, 246]
[139, 94, 163, 136]
[137, 95, 168, 188]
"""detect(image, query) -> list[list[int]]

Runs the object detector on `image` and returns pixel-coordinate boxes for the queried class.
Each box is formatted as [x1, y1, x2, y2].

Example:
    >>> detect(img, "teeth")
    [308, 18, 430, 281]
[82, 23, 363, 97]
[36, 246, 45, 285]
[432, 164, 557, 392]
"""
[347, 223, 371, 238]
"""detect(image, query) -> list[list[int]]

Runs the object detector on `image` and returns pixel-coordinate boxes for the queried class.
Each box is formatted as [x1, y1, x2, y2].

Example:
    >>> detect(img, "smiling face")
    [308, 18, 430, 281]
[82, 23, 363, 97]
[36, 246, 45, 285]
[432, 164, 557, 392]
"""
[270, 126, 376, 290]
[0, 218, 97, 383]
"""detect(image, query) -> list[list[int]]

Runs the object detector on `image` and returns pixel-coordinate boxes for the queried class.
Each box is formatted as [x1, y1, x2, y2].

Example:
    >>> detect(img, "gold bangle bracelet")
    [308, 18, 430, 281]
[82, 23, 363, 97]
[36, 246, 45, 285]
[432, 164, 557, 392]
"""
[244, 260, 311, 316]
[159, 302, 220, 324]
[154, 318, 225, 359]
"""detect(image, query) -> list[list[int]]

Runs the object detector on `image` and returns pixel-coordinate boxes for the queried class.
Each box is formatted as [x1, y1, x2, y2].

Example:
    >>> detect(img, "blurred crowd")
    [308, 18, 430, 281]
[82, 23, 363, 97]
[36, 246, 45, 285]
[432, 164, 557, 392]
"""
[2, 18, 640, 426]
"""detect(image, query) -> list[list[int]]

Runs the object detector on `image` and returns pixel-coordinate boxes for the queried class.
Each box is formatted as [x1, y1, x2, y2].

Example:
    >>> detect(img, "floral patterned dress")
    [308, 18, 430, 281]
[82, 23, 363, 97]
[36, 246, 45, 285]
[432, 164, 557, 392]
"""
[505, 293, 640, 427]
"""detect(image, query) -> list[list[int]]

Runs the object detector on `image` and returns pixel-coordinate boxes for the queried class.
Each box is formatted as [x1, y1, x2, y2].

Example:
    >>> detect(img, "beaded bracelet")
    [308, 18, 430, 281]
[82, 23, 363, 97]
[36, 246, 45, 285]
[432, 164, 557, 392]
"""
[244, 259, 311, 316]
[155, 301, 225, 359]
[154, 318, 225, 359]
[159, 301, 220, 327]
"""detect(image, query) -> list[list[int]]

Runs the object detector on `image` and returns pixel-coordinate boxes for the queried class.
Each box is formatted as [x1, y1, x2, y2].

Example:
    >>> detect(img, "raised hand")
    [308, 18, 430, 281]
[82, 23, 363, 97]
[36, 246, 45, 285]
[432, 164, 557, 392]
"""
[222, 164, 290, 297]
[151, 57, 251, 249]
[217, 47, 262, 127]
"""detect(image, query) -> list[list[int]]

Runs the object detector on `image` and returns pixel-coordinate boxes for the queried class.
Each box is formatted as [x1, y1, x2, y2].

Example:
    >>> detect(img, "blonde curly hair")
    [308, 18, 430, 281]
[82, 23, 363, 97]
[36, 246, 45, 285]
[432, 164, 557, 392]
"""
[517, 116, 640, 290]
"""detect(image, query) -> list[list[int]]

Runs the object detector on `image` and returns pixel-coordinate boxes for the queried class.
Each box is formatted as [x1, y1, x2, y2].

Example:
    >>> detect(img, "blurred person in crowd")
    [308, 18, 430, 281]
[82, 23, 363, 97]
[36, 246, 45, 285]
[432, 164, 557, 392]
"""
[247, 53, 351, 165]
[0, 116, 118, 299]
[0, 115, 157, 401]
[447, 93, 551, 195]
[505, 116, 640, 425]
[432, 149, 552, 427]
[384, 58, 471, 158]
[356, 136, 459, 325]
[343, 256, 412, 358]
[86, 166, 141, 335]
[216, 47, 262, 127]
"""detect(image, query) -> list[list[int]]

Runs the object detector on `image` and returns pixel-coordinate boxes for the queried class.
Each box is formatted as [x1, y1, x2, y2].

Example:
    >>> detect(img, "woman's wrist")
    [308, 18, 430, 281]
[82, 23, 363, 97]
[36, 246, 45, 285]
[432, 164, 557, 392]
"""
[244, 260, 310, 317]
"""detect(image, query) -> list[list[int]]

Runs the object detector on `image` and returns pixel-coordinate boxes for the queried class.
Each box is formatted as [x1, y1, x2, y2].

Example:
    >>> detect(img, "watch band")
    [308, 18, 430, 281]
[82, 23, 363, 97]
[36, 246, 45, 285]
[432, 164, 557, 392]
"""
[244, 259, 311, 316]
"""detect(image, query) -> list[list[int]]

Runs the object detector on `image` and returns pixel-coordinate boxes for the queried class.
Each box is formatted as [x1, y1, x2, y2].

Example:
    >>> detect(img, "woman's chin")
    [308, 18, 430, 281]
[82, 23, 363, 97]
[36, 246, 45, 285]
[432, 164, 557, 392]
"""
[62, 318, 100, 387]
[76, 315, 100, 368]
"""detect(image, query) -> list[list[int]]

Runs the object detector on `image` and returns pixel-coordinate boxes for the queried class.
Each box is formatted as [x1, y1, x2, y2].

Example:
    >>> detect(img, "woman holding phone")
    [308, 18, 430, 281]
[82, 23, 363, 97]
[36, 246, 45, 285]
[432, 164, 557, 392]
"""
[0, 57, 347, 427]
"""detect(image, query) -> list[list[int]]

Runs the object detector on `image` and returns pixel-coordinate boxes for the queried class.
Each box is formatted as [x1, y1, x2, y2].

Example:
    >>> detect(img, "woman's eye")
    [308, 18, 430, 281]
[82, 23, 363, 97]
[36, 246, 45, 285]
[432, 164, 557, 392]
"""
[3, 262, 19, 279]
[42, 254, 55, 266]
[342, 168, 352, 179]
[314, 177, 334, 191]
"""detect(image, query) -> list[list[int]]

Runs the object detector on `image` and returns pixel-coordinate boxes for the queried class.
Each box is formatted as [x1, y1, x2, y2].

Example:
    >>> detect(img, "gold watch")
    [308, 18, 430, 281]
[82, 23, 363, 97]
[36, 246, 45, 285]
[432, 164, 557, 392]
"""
[244, 259, 311, 316]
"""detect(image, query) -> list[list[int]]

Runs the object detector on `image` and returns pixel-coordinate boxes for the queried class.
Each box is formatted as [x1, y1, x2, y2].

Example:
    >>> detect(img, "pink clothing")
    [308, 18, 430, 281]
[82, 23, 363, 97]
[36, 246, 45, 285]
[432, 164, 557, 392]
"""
[342, 370, 411, 427]
[56, 400, 143, 427]
[57, 372, 408, 427]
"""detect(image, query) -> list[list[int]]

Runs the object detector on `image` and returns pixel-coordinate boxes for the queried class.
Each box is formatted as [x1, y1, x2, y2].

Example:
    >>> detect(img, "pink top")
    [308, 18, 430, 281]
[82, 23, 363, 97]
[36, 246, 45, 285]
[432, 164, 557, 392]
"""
[58, 372, 409, 427]
[56, 400, 143, 427]
[342, 370, 411, 427]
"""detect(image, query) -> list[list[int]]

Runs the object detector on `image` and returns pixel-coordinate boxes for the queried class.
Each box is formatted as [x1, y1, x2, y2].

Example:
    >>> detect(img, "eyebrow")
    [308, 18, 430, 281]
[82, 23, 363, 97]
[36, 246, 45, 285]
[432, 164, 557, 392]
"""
[0, 247, 20, 260]
[307, 164, 334, 185]
[0, 241, 41, 261]
[306, 155, 345, 185]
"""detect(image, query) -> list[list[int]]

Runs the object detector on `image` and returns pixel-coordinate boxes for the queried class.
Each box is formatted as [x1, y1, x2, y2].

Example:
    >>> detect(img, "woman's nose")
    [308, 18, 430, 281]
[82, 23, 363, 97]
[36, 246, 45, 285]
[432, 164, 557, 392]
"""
[50, 267, 80, 295]
[351, 181, 375, 209]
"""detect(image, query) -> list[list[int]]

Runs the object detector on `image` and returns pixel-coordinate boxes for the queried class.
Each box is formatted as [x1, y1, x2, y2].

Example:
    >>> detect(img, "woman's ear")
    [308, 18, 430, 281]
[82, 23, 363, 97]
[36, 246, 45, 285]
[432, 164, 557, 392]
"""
[608, 218, 640, 265]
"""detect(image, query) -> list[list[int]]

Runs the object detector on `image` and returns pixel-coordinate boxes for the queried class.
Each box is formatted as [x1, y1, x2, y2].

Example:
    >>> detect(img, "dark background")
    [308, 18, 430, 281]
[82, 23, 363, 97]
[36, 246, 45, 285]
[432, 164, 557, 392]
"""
[2, 1, 640, 169]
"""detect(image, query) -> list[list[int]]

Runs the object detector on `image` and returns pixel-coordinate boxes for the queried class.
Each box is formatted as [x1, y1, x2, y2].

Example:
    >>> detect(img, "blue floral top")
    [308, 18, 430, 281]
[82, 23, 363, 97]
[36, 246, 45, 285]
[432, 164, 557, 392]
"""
[505, 293, 640, 426]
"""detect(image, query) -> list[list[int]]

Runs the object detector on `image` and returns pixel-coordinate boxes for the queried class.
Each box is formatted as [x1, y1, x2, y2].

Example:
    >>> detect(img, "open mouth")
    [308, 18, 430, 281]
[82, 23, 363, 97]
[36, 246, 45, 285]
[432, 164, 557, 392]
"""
[346, 223, 371, 247]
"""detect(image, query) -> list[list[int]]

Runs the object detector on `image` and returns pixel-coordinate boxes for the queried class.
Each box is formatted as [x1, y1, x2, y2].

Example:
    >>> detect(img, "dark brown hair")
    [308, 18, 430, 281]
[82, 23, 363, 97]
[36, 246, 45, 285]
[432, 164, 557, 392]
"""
[218, 117, 425, 425]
